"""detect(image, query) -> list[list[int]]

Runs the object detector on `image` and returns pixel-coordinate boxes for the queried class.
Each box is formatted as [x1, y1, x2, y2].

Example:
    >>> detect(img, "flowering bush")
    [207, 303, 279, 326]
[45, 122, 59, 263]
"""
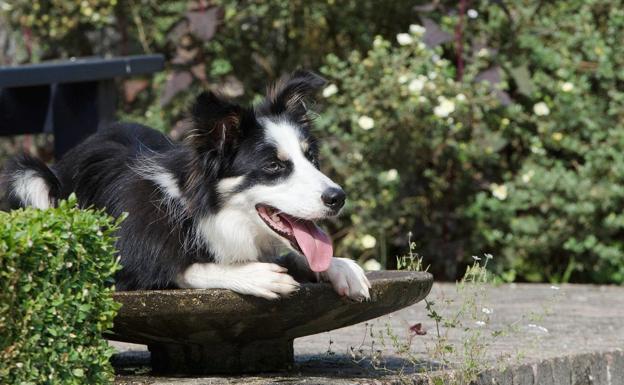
[463, 0, 624, 283]
[317, 31, 510, 277]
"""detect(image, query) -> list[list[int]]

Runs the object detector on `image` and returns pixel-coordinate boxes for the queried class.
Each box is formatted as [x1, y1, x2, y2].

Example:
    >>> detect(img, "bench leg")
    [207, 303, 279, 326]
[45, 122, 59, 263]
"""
[52, 80, 116, 158]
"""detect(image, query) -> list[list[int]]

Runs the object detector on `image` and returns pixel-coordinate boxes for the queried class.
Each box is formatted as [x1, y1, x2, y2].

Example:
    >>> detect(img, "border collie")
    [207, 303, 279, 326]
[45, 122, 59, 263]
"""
[1, 71, 370, 301]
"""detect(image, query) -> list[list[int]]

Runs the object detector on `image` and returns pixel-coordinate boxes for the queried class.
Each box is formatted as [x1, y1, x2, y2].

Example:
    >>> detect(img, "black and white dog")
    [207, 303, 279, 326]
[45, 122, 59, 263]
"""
[1, 71, 370, 301]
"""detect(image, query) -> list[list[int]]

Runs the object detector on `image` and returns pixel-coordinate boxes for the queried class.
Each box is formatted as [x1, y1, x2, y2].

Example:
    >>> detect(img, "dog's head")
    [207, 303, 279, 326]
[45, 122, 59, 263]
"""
[187, 71, 344, 271]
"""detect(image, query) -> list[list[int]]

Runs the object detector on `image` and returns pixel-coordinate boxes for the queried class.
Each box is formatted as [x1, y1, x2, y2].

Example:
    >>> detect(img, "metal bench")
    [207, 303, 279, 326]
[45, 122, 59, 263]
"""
[0, 55, 164, 158]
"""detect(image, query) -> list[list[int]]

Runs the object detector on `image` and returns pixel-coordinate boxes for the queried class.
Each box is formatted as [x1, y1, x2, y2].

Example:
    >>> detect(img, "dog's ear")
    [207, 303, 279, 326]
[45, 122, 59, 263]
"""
[189, 91, 242, 154]
[261, 70, 327, 120]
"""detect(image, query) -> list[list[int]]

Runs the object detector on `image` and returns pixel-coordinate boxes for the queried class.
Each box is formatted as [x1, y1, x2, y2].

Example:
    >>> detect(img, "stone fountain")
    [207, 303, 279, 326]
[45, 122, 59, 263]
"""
[105, 270, 433, 374]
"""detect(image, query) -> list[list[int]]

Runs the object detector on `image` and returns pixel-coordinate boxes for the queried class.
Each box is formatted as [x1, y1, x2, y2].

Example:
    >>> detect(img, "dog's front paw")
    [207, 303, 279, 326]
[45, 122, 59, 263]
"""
[321, 258, 371, 301]
[234, 262, 300, 300]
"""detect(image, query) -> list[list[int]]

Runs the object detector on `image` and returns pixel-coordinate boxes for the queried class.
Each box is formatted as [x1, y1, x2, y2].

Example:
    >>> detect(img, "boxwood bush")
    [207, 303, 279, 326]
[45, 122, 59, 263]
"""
[0, 196, 121, 385]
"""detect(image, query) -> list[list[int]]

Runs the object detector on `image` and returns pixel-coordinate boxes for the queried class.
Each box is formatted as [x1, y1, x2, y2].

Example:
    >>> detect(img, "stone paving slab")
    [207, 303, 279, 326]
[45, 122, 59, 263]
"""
[113, 283, 624, 384]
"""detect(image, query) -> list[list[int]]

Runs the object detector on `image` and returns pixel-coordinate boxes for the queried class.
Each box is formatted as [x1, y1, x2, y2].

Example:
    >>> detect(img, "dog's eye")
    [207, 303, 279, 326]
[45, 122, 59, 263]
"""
[264, 161, 284, 173]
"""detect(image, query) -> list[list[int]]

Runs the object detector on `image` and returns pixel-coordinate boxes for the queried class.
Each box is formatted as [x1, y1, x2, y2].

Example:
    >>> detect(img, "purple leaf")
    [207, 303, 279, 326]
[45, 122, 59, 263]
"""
[475, 66, 502, 84]
[161, 71, 193, 106]
[422, 17, 453, 47]
[413, 2, 438, 12]
[475, 66, 513, 105]
[186, 7, 222, 42]
[409, 323, 427, 336]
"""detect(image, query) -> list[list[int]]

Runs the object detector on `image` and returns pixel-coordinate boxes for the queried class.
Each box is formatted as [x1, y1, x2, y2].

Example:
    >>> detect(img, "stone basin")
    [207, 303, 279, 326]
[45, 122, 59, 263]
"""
[105, 270, 433, 374]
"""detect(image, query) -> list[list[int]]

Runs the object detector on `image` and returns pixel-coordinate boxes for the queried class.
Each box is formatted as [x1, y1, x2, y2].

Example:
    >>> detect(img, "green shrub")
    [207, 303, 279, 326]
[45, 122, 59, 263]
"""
[318, 32, 511, 278]
[0, 196, 122, 385]
[462, 0, 624, 283]
[318, 0, 624, 284]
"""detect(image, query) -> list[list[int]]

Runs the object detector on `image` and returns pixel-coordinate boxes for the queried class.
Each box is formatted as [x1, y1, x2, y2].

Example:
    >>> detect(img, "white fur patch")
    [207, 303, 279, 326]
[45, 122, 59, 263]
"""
[151, 171, 182, 199]
[196, 201, 283, 264]
[13, 170, 51, 209]
[132, 160, 184, 202]
[175, 262, 300, 300]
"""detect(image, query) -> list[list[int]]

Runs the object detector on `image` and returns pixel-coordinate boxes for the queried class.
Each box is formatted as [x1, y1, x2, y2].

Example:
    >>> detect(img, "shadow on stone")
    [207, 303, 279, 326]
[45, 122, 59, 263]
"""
[112, 351, 440, 380]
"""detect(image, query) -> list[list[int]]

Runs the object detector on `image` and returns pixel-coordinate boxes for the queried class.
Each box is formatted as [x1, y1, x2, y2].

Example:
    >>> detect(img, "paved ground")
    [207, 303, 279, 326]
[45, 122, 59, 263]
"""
[113, 283, 624, 384]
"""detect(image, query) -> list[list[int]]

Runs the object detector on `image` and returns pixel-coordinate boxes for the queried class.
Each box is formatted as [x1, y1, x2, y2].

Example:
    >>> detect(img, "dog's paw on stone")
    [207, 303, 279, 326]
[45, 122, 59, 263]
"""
[233, 262, 301, 300]
[321, 257, 371, 301]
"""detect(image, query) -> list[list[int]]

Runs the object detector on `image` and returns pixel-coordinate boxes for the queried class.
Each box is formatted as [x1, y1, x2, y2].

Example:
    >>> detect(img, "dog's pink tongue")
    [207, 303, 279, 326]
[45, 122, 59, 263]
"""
[285, 218, 333, 272]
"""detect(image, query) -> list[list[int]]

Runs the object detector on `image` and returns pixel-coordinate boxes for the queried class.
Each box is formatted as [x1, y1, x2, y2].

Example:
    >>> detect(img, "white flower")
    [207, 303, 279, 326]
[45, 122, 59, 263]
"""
[561, 82, 574, 92]
[65, 262, 73, 268]
[467, 9, 479, 18]
[363, 259, 382, 271]
[533, 102, 550, 116]
[477, 48, 489, 58]
[361, 234, 377, 249]
[490, 183, 508, 200]
[484, 253, 493, 260]
[322, 84, 338, 98]
[409, 24, 426, 35]
[382, 169, 399, 182]
[433, 96, 455, 118]
[472, 255, 481, 261]
[475, 321, 486, 327]
[408, 76, 426, 93]
[396, 33, 413, 45]
[398, 75, 409, 84]
[350, 152, 363, 162]
[482, 307, 493, 314]
[357, 116, 375, 130]
[456, 93, 466, 102]
[521, 170, 535, 183]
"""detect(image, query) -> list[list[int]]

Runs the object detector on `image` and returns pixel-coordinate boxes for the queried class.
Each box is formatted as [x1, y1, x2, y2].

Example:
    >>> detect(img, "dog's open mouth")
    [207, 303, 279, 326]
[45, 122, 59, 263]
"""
[256, 204, 333, 272]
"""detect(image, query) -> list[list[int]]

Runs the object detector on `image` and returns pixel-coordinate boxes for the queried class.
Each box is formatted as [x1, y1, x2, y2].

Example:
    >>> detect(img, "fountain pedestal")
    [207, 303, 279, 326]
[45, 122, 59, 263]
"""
[149, 339, 294, 373]
[106, 270, 433, 374]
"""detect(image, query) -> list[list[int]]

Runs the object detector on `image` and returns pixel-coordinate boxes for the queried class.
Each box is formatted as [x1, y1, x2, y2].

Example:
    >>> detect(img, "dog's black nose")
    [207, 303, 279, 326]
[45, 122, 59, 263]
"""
[321, 187, 346, 211]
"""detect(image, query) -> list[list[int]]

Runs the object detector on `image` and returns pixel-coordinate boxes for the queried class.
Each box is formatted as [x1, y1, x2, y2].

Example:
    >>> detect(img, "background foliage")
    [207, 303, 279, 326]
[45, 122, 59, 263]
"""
[1, 0, 623, 283]
[0, 197, 121, 384]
